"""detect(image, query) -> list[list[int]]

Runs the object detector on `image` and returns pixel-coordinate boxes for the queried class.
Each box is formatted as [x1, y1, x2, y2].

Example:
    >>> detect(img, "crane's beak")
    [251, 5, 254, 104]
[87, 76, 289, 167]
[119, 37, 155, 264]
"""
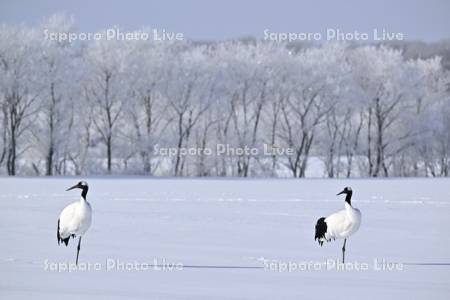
[66, 183, 80, 191]
[337, 190, 346, 196]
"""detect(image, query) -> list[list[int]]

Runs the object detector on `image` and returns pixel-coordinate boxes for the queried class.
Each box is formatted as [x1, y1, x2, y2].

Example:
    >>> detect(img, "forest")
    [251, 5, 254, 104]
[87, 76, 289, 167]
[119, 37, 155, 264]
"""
[1, 15, 449, 177]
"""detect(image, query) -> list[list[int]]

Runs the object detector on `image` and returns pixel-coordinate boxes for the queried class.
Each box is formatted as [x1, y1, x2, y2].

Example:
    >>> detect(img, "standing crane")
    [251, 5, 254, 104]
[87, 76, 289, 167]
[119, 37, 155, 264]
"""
[315, 187, 361, 263]
[57, 181, 92, 265]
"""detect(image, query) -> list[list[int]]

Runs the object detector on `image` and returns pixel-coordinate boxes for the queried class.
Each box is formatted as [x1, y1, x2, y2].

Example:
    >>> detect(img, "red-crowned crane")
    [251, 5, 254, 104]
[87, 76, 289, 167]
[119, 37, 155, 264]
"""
[315, 187, 361, 263]
[57, 181, 92, 265]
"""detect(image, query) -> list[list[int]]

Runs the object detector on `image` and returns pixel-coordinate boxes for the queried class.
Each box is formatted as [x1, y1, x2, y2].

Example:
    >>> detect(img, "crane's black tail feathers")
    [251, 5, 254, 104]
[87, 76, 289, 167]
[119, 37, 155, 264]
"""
[57, 219, 70, 246]
[315, 217, 327, 246]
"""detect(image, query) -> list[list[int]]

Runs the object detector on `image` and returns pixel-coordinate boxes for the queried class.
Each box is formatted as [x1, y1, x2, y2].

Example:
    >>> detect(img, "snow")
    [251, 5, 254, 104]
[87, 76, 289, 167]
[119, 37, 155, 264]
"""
[1, 177, 450, 299]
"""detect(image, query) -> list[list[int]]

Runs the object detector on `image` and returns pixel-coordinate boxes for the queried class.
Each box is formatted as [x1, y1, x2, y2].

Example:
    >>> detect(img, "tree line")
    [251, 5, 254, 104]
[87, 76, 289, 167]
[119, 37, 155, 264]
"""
[0, 16, 449, 177]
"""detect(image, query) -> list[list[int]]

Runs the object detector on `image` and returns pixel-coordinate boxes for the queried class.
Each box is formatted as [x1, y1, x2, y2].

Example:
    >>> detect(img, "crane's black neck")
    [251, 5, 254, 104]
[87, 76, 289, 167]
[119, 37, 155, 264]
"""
[345, 191, 352, 206]
[81, 187, 88, 200]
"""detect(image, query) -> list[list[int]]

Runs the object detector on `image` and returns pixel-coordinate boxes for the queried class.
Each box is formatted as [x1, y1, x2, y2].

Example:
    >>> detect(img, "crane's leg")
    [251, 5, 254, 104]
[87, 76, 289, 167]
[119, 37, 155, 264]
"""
[76, 236, 82, 266]
[342, 239, 347, 263]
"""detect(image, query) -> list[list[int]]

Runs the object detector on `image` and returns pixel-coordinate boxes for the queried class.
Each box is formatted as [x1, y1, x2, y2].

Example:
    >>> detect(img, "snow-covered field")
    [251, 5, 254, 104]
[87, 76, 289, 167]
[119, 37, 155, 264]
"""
[1, 177, 450, 299]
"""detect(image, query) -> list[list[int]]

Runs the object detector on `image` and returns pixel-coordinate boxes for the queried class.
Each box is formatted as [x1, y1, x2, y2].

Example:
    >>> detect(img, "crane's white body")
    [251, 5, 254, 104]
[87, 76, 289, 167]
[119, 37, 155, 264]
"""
[57, 181, 92, 265]
[319, 202, 361, 243]
[58, 197, 92, 240]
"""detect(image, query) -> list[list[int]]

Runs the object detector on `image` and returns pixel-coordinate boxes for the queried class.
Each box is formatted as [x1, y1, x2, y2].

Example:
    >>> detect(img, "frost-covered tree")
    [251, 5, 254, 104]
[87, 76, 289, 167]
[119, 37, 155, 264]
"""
[214, 43, 278, 176]
[0, 25, 42, 175]
[163, 46, 215, 176]
[84, 37, 127, 173]
[411, 58, 450, 176]
[124, 39, 172, 174]
[32, 15, 82, 175]
[278, 44, 348, 177]
[350, 46, 422, 177]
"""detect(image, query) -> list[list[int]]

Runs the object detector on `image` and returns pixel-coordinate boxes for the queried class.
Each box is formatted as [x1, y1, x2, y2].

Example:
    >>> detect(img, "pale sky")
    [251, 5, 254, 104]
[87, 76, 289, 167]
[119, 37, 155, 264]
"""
[0, 0, 449, 41]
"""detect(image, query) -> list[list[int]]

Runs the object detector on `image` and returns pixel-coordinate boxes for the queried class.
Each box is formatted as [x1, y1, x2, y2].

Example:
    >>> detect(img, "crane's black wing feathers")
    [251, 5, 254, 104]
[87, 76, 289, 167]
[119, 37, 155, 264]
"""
[57, 219, 70, 246]
[314, 217, 327, 246]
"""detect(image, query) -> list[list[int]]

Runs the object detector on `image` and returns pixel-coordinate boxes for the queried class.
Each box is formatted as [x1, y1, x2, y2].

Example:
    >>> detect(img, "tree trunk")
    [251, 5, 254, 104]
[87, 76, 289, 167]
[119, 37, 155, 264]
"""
[107, 135, 112, 173]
